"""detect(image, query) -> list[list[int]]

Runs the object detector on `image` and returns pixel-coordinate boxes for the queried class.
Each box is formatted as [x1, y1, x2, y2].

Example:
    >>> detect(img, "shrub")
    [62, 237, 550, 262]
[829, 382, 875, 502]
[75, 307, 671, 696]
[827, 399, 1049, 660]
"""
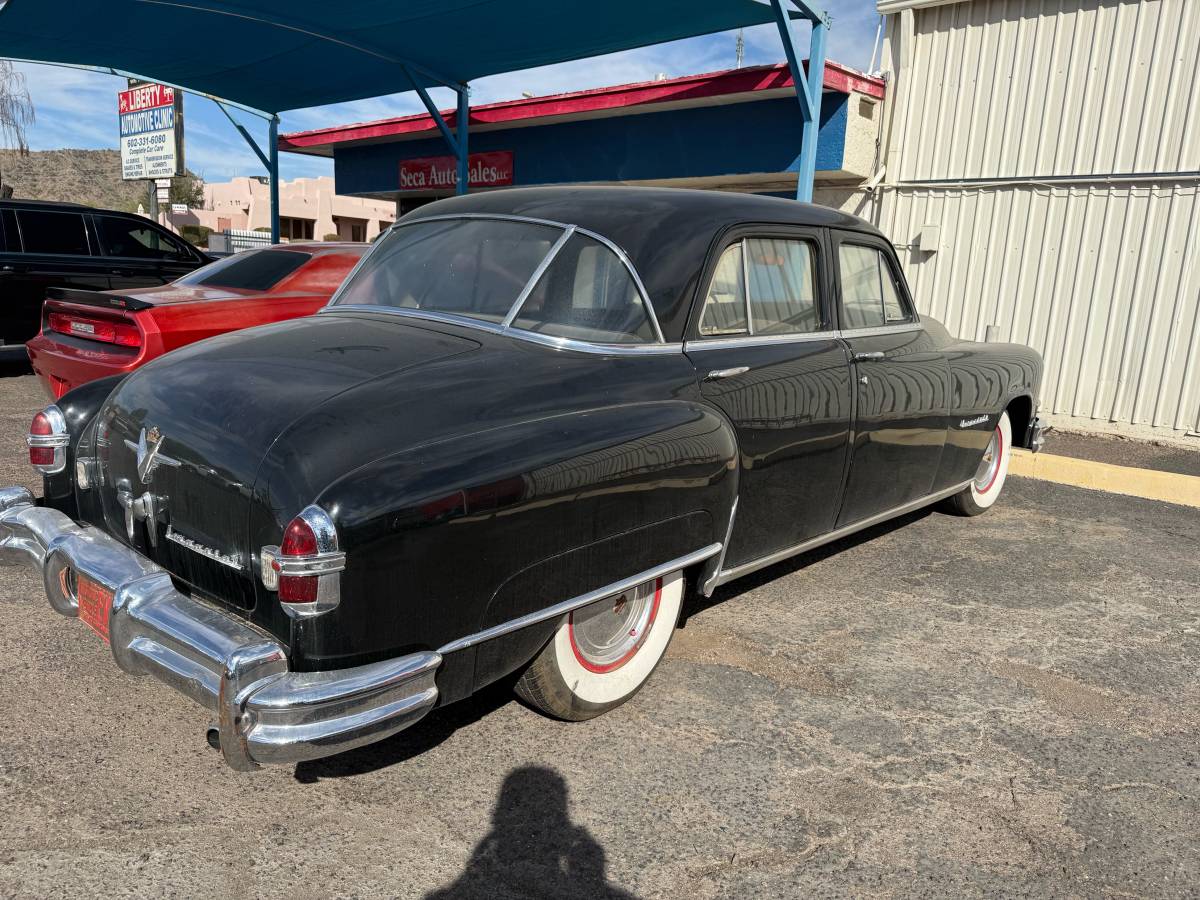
[179, 224, 213, 247]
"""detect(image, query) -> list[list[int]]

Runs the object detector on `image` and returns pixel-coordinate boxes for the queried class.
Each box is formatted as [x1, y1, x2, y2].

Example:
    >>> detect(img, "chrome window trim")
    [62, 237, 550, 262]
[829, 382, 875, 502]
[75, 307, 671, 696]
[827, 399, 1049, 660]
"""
[325, 212, 667, 346]
[327, 305, 684, 356]
[837, 322, 924, 338]
[500, 225, 576, 327]
[686, 330, 843, 351]
[436, 543, 722, 656]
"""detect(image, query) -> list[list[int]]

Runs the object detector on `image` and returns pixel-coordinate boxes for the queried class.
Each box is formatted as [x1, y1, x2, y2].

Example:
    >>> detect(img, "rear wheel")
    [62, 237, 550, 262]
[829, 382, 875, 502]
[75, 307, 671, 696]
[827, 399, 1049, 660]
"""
[515, 570, 684, 721]
[944, 411, 1011, 516]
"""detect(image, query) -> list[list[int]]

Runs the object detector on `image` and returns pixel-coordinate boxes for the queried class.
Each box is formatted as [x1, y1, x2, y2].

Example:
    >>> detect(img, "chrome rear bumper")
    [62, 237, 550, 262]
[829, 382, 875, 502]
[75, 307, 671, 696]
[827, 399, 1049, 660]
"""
[0, 485, 441, 770]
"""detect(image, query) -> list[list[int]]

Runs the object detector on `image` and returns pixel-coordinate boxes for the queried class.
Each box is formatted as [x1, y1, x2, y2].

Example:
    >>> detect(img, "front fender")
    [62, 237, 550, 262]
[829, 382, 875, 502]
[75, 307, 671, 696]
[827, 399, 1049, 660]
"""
[287, 400, 738, 676]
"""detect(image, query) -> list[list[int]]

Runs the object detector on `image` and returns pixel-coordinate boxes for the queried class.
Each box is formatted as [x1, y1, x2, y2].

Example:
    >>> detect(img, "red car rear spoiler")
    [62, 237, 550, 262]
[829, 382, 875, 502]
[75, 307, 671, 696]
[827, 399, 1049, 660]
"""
[46, 287, 153, 313]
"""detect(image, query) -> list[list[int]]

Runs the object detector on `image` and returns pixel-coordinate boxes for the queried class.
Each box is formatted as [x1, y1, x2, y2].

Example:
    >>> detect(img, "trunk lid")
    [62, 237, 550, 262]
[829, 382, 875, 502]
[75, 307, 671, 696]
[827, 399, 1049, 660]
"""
[93, 314, 478, 611]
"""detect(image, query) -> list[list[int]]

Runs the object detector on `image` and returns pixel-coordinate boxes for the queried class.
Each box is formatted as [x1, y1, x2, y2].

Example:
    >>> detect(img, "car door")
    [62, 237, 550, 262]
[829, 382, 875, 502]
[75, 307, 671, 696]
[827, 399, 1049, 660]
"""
[0, 207, 108, 353]
[685, 227, 853, 569]
[90, 213, 201, 289]
[832, 232, 951, 527]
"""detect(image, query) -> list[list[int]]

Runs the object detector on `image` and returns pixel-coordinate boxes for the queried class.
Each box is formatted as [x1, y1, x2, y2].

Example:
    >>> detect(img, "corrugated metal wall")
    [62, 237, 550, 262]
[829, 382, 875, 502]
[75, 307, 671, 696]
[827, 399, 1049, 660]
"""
[871, 0, 1200, 435]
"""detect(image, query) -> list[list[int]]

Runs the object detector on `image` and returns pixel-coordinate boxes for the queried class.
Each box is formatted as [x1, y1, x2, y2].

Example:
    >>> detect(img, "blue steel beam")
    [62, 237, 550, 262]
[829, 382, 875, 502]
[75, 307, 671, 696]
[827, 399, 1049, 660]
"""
[269, 115, 280, 244]
[770, 0, 830, 203]
[456, 86, 470, 196]
[215, 101, 270, 171]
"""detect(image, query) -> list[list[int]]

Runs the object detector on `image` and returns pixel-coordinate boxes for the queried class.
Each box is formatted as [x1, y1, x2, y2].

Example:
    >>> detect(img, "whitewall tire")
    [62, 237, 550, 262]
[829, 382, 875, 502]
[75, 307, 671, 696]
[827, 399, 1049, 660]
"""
[514, 570, 685, 720]
[945, 411, 1012, 516]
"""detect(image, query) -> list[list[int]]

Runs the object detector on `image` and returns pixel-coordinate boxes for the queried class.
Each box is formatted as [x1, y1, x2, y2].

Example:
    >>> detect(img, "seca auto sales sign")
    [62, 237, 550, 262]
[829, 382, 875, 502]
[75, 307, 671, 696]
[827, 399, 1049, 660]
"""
[119, 80, 184, 180]
[398, 151, 514, 191]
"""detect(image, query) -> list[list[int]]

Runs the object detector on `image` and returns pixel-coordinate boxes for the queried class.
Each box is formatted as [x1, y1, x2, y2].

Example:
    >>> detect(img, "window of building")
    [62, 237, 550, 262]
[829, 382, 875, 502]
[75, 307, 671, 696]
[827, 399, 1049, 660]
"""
[15, 210, 90, 255]
[838, 244, 912, 329]
[280, 217, 315, 241]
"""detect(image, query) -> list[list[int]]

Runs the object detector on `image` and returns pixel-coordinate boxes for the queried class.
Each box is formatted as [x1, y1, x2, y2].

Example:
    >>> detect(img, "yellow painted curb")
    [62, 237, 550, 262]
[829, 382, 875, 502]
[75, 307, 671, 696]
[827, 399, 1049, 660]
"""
[1008, 449, 1200, 509]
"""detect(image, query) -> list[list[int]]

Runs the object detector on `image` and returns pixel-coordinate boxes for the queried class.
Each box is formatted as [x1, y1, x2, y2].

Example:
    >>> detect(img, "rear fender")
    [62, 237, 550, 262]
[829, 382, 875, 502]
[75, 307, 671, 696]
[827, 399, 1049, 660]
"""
[292, 401, 738, 676]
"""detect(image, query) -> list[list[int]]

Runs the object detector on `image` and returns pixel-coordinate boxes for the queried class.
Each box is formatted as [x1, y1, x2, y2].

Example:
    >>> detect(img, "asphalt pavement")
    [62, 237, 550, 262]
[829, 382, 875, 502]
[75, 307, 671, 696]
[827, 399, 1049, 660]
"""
[1, 371, 1197, 899]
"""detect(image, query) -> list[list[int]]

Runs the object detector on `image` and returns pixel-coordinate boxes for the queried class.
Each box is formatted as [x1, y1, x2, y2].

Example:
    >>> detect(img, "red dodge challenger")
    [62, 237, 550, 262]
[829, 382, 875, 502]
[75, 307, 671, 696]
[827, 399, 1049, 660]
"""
[27, 242, 368, 398]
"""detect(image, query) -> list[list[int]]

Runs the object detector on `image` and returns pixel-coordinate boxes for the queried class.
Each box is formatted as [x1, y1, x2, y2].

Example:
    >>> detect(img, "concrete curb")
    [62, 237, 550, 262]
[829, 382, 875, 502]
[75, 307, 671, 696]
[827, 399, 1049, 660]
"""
[1009, 449, 1200, 509]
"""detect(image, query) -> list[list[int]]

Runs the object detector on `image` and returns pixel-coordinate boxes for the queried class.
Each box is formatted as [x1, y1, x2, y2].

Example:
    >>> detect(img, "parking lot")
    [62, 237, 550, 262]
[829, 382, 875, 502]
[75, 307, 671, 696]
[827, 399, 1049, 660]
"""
[0, 370, 1197, 899]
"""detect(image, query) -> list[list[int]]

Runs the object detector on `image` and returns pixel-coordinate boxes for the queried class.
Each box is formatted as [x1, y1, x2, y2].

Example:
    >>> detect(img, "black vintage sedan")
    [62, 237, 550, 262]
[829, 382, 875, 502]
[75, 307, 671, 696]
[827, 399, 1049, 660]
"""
[0, 188, 1045, 770]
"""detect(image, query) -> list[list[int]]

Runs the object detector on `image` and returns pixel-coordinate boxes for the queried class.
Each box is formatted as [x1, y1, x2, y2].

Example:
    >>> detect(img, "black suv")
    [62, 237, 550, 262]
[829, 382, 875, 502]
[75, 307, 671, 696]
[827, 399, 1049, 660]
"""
[0, 199, 211, 360]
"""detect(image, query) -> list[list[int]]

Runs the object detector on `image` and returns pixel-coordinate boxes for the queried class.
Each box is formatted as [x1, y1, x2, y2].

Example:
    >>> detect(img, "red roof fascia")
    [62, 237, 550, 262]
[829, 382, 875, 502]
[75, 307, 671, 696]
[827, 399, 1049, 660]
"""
[279, 61, 885, 151]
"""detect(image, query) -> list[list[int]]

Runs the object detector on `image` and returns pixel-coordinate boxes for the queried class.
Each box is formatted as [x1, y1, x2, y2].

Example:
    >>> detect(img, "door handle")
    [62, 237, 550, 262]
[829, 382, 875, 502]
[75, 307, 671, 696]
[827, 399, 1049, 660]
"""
[704, 366, 750, 381]
[852, 351, 886, 362]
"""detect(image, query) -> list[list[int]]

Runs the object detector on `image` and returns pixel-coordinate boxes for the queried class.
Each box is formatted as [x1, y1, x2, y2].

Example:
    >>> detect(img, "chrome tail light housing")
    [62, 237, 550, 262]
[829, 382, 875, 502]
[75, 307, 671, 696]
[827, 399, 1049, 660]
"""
[260, 505, 346, 618]
[27, 405, 70, 475]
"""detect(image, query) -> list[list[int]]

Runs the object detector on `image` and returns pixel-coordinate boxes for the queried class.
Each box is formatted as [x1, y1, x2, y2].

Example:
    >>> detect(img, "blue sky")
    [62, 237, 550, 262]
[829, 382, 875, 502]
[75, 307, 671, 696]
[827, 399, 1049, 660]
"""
[14, 2, 880, 184]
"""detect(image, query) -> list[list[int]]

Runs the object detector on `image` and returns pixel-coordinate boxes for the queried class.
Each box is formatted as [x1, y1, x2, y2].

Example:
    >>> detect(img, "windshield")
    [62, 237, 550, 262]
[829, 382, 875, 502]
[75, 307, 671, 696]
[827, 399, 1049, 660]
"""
[333, 218, 658, 344]
[175, 248, 311, 291]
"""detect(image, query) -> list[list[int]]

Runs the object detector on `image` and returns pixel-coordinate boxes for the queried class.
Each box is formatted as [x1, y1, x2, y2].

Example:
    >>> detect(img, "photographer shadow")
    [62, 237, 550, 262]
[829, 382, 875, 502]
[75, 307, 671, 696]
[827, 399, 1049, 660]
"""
[426, 765, 637, 900]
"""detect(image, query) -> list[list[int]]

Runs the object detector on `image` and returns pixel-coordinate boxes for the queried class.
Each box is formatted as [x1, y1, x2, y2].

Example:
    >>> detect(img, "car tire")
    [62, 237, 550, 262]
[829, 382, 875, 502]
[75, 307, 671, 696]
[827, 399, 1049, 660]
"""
[944, 411, 1012, 516]
[514, 570, 684, 721]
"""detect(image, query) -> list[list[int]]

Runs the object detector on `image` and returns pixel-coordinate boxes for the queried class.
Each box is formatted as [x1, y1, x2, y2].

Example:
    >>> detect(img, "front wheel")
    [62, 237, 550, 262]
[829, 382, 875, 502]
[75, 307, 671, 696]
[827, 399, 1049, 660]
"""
[514, 570, 684, 721]
[944, 411, 1012, 516]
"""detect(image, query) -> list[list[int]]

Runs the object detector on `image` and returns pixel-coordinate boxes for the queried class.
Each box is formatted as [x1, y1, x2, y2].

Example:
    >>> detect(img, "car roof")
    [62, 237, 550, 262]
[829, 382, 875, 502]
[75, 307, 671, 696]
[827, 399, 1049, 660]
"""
[403, 186, 884, 339]
[0, 198, 93, 210]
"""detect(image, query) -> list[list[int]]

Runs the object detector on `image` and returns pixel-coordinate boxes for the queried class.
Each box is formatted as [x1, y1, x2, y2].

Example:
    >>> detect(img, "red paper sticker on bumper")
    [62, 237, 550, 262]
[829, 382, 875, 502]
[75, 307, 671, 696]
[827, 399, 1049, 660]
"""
[76, 574, 113, 643]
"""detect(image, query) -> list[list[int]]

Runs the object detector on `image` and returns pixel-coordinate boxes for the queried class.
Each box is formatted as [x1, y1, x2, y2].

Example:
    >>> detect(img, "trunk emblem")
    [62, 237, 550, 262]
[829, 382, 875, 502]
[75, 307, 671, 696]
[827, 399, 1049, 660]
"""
[124, 425, 180, 484]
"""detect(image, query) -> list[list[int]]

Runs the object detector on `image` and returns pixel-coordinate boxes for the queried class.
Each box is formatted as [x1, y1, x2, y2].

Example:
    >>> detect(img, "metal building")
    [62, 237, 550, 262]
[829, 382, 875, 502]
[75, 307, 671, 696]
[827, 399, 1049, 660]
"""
[859, 0, 1200, 439]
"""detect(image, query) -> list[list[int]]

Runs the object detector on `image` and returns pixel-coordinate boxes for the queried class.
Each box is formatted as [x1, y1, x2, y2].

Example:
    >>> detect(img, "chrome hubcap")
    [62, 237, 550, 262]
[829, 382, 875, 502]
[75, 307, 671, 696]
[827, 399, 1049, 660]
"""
[974, 428, 1002, 491]
[569, 579, 658, 670]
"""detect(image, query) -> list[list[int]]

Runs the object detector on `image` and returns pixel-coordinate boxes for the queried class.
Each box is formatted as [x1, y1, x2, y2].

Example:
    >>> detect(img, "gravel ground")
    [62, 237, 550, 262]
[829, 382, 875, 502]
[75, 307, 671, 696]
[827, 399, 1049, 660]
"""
[1, 371, 1198, 899]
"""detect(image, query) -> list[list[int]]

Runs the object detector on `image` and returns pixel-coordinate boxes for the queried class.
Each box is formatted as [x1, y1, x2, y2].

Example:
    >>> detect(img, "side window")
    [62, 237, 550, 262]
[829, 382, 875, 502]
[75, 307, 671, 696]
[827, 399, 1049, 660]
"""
[838, 243, 913, 329]
[0, 210, 18, 253]
[698, 244, 748, 336]
[512, 233, 656, 344]
[745, 238, 819, 335]
[14, 210, 90, 255]
[94, 216, 189, 260]
[698, 237, 821, 337]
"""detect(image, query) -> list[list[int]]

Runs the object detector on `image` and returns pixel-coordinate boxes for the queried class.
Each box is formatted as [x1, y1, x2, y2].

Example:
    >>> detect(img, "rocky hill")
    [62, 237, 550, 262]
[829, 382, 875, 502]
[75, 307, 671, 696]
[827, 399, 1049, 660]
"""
[0, 149, 161, 212]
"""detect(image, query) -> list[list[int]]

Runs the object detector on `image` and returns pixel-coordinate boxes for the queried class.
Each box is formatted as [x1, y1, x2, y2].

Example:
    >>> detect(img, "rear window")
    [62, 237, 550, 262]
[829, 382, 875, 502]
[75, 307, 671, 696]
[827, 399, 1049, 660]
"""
[175, 248, 311, 291]
[511, 234, 655, 344]
[15, 210, 90, 255]
[333, 218, 658, 344]
[333, 218, 558, 324]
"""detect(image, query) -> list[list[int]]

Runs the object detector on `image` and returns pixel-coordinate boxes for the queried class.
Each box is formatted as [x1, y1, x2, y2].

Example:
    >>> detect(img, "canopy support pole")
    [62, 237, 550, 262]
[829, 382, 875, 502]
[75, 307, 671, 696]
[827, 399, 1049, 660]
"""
[269, 115, 280, 244]
[217, 101, 281, 242]
[404, 68, 471, 196]
[456, 85, 470, 196]
[771, 0, 830, 203]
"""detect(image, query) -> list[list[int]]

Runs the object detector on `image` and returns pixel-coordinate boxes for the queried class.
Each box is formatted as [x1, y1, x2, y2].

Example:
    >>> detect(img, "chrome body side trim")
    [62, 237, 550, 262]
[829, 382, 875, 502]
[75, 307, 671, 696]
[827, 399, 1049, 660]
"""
[701, 498, 738, 597]
[436, 542, 723, 655]
[839, 322, 924, 338]
[714, 480, 972, 586]
[0, 489, 440, 770]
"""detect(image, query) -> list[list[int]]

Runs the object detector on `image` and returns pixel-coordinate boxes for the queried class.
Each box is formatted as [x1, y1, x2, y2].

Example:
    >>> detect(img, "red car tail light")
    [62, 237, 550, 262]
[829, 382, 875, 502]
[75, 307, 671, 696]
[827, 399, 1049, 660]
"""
[260, 505, 346, 617]
[48, 311, 142, 348]
[27, 406, 70, 474]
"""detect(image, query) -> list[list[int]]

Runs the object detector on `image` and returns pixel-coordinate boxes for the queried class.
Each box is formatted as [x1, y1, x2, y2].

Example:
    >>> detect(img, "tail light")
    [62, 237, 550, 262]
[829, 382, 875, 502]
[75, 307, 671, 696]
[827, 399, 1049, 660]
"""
[48, 311, 142, 348]
[27, 406, 69, 474]
[260, 505, 346, 618]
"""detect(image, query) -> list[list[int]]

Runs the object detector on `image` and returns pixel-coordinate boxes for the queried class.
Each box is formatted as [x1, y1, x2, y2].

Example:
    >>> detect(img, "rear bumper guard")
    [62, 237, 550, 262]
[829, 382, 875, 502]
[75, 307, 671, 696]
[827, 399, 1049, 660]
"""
[1026, 415, 1048, 453]
[0, 486, 441, 771]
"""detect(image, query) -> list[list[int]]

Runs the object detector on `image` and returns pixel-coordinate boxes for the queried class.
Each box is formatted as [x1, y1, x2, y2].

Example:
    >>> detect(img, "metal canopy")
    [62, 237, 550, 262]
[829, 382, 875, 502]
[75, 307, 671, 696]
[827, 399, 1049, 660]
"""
[0, 0, 828, 236]
[0, 0, 793, 113]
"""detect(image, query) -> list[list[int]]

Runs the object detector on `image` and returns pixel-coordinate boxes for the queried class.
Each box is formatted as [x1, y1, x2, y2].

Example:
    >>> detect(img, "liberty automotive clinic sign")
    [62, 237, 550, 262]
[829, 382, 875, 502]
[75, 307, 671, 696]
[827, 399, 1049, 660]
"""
[398, 151, 514, 191]
[119, 80, 184, 180]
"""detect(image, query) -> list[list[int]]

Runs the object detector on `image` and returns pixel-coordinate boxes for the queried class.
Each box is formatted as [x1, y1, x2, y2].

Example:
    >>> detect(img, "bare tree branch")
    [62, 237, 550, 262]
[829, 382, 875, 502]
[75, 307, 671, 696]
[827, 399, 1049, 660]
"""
[0, 61, 36, 155]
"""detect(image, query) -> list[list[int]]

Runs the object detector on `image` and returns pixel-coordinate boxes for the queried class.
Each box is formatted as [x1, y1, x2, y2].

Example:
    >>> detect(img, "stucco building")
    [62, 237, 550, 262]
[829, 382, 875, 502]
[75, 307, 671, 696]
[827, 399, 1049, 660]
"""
[185, 175, 395, 242]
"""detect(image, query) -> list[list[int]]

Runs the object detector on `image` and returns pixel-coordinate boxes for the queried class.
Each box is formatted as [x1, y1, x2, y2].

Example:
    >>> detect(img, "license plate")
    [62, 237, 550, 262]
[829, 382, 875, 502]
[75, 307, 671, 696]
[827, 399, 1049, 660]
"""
[76, 574, 114, 643]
